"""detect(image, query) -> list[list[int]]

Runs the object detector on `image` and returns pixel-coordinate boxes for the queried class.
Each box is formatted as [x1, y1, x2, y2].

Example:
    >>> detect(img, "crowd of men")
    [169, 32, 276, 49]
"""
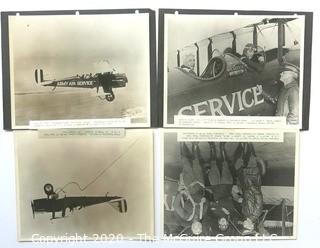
[173, 142, 269, 236]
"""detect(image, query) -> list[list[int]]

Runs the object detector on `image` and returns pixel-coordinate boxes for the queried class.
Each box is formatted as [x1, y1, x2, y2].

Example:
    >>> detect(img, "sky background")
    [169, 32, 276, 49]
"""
[9, 14, 151, 126]
[10, 14, 150, 91]
[15, 130, 154, 240]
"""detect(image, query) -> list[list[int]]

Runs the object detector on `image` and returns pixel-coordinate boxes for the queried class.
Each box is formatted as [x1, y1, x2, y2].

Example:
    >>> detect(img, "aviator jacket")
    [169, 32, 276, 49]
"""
[237, 166, 263, 223]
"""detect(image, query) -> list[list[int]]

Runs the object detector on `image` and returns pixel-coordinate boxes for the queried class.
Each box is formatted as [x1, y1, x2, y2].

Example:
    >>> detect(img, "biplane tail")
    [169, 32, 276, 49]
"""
[35, 69, 54, 85]
[35, 69, 45, 84]
[34, 69, 57, 90]
[109, 198, 127, 213]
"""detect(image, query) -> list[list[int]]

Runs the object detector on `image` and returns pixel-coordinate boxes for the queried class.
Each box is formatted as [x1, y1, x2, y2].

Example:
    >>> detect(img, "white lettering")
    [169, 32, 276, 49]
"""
[253, 85, 265, 105]
[193, 101, 208, 115]
[56, 81, 94, 87]
[57, 81, 69, 86]
[77, 81, 93, 86]
[176, 85, 265, 117]
[242, 88, 254, 108]
[178, 105, 193, 115]
[208, 99, 224, 116]
[31, 234, 40, 242]
[221, 92, 236, 115]
[235, 90, 244, 111]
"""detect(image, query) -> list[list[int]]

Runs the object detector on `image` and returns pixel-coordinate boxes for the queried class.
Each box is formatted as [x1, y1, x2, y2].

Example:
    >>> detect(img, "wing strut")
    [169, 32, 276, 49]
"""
[231, 31, 237, 54]
[277, 19, 285, 64]
[253, 24, 258, 47]
[207, 38, 213, 62]
[194, 43, 200, 76]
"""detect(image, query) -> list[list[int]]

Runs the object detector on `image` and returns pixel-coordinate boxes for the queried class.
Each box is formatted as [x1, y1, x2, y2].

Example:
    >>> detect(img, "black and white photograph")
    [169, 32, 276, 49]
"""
[162, 129, 298, 238]
[14, 129, 154, 240]
[7, 12, 152, 129]
[162, 14, 305, 128]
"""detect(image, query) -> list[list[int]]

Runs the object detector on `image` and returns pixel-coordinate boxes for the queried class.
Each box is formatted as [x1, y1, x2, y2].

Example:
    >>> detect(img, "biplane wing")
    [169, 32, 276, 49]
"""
[31, 183, 127, 219]
[166, 17, 301, 125]
[31, 195, 127, 219]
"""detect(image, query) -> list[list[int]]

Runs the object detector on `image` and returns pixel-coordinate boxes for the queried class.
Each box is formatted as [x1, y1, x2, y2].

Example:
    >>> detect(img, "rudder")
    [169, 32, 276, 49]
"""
[35, 69, 44, 83]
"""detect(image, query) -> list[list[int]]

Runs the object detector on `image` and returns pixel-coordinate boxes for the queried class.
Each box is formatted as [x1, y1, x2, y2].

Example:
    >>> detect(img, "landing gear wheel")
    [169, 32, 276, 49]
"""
[105, 92, 115, 102]
[44, 183, 54, 196]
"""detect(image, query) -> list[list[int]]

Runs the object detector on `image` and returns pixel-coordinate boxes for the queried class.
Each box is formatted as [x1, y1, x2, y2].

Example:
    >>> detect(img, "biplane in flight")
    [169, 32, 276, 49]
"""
[35, 68, 128, 102]
[166, 17, 301, 124]
[31, 183, 127, 220]
[163, 140, 295, 237]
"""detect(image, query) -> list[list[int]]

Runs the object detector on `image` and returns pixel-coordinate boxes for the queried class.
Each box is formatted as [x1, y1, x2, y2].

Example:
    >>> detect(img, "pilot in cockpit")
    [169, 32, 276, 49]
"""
[181, 53, 196, 76]
[240, 43, 265, 72]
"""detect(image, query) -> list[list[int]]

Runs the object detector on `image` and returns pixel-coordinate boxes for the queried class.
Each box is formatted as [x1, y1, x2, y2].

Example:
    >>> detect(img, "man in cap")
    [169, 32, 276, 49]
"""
[275, 63, 299, 125]
[241, 43, 265, 72]
[181, 53, 196, 75]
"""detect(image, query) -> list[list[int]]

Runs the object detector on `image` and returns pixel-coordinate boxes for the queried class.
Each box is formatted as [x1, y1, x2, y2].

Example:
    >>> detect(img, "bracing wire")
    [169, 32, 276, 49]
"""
[55, 138, 140, 194]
